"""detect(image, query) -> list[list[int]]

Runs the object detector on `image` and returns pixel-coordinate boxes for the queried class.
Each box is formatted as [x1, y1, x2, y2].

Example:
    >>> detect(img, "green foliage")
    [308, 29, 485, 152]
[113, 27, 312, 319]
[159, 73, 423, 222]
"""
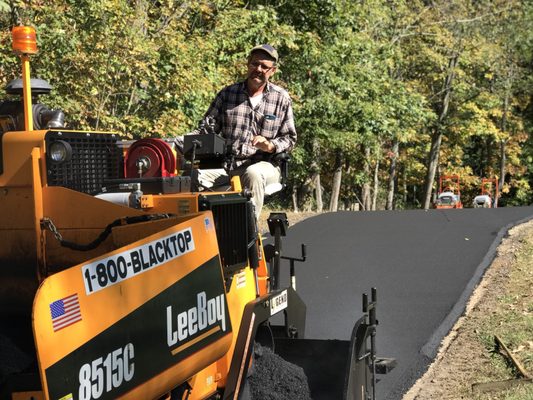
[0, 0, 532, 208]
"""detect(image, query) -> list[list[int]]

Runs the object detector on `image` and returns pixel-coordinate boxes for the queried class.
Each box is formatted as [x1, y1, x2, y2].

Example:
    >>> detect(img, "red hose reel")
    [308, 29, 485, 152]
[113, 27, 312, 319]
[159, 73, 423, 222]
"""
[124, 138, 177, 178]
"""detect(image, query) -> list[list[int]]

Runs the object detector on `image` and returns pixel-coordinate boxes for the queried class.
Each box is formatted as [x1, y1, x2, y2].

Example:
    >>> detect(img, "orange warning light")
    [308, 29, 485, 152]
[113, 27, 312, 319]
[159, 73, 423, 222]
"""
[12, 26, 38, 55]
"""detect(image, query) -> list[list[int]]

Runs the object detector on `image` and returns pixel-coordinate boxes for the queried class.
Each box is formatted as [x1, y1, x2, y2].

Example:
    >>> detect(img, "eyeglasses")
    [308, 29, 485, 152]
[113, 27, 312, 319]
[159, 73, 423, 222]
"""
[249, 60, 275, 72]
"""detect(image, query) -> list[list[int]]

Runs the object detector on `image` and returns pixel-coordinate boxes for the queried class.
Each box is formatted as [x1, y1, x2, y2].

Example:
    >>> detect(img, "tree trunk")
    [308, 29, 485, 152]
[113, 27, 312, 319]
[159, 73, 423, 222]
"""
[497, 140, 506, 208]
[371, 159, 380, 210]
[361, 146, 371, 210]
[310, 139, 323, 212]
[386, 140, 399, 210]
[314, 173, 323, 212]
[329, 149, 342, 212]
[292, 185, 299, 213]
[402, 165, 407, 207]
[497, 90, 510, 208]
[435, 165, 441, 205]
[423, 54, 459, 209]
[300, 176, 314, 211]
[306, 138, 323, 212]
[423, 129, 441, 209]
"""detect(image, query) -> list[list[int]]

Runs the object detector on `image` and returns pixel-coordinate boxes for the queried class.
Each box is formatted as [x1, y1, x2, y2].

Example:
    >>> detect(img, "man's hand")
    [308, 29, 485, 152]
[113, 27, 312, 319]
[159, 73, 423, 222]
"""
[252, 135, 275, 153]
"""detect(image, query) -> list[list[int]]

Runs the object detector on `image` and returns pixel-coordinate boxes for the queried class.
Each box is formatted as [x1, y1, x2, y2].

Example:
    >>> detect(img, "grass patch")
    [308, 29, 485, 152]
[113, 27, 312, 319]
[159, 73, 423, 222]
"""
[473, 228, 533, 399]
[473, 385, 533, 400]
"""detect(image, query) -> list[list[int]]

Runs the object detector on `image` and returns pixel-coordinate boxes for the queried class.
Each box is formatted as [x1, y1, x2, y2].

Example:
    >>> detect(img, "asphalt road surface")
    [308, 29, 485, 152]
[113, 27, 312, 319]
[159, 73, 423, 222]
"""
[274, 206, 533, 400]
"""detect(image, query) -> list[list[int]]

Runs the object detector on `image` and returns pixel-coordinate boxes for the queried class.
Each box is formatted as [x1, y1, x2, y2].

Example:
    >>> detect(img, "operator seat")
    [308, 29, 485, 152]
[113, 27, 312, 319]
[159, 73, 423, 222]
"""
[176, 130, 290, 196]
[195, 152, 290, 196]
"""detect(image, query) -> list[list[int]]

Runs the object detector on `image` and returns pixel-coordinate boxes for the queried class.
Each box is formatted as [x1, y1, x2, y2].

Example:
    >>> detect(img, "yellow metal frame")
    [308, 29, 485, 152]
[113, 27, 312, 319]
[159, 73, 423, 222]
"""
[21, 54, 33, 131]
[31, 147, 45, 279]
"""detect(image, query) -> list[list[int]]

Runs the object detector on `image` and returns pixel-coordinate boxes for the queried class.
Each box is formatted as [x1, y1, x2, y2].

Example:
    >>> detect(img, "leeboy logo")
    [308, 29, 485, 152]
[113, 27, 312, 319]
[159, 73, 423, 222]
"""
[166, 291, 226, 354]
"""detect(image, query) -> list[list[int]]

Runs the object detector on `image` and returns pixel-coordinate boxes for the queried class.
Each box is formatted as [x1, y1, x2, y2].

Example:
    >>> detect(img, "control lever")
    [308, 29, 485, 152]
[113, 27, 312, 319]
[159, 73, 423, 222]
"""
[266, 213, 306, 291]
[281, 244, 307, 290]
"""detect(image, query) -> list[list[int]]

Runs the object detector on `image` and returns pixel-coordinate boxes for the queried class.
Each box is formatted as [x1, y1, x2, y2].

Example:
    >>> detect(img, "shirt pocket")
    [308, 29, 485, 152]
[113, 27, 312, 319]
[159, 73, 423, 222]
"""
[260, 114, 281, 137]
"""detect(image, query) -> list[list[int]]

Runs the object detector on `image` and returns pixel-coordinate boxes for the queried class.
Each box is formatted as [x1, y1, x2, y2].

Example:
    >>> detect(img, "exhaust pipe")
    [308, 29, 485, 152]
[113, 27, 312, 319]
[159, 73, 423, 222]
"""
[0, 78, 65, 133]
[0, 101, 65, 133]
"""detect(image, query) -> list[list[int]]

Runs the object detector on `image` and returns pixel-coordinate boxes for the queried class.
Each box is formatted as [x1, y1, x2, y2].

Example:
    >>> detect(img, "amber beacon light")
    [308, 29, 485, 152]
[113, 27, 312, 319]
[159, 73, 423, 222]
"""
[11, 25, 38, 131]
[12, 25, 38, 55]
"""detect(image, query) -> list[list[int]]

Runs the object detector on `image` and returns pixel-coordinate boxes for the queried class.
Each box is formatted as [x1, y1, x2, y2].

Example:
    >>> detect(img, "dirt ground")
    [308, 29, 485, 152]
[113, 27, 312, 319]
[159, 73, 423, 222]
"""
[258, 209, 318, 235]
[263, 210, 533, 400]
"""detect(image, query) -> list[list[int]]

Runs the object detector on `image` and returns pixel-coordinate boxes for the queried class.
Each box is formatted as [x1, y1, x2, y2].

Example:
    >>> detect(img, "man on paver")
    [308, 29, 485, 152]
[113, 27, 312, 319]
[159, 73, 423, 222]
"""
[198, 44, 297, 219]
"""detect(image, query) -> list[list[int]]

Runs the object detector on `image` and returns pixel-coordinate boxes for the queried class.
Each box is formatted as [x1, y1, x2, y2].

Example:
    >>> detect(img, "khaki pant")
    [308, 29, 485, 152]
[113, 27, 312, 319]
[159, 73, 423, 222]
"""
[199, 161, 281, 219]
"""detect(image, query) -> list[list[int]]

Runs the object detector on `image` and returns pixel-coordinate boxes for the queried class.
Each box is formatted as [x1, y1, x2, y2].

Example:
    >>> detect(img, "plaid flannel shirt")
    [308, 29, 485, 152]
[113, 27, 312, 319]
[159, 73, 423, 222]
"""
[204, 81, 297, 166]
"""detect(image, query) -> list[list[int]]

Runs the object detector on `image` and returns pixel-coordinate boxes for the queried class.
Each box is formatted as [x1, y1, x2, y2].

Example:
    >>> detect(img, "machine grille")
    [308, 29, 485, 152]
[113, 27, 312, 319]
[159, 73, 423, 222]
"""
[45, 130, 123, 194]
[199, 194, 249, 273]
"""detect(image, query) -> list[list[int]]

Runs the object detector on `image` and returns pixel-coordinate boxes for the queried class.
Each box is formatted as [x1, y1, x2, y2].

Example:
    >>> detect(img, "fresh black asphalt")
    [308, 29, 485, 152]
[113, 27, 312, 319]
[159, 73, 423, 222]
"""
[273, 206, 533, 400]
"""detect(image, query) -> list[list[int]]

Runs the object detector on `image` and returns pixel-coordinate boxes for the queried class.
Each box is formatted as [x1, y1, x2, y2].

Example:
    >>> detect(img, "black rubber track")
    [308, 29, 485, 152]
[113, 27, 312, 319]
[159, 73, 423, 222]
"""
[272, 206, 533, 399]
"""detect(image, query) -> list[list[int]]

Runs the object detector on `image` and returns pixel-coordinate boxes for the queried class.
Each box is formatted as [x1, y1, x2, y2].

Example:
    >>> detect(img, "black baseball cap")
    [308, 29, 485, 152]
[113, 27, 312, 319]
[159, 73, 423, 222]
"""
[249, 44, 279, 62]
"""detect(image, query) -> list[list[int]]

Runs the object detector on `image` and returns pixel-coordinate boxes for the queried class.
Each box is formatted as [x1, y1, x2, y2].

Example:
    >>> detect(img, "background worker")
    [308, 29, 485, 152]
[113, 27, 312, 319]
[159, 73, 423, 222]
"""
[198, 44, 297, 219]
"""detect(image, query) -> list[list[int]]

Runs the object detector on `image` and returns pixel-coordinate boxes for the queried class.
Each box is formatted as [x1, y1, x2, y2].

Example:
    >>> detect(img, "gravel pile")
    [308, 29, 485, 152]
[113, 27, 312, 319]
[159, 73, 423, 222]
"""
[248, 343, 312, 400]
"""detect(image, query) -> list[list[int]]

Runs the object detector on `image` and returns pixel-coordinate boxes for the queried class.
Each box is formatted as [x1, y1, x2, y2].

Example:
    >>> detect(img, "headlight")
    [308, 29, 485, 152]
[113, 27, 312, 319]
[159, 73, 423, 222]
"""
[49, 140, 72, 163]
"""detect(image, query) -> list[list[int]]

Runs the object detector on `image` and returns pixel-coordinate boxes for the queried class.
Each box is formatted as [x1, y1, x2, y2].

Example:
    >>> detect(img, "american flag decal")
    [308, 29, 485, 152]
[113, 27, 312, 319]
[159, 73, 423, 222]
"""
[50, 294, 82, 332]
